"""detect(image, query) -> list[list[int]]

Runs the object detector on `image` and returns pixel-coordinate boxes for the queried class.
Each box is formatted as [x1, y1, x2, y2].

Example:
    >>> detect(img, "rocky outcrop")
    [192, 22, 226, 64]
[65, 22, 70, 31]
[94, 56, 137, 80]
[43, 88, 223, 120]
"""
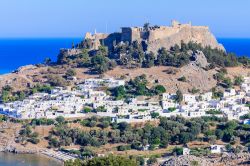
[190, 50, 209, 68]
[4, 145, 38, 154]
[147, 24, 225, 53]
[162, 155, 214, 166]
[161, 153, 250, 166]
[0, 122, 38, 154]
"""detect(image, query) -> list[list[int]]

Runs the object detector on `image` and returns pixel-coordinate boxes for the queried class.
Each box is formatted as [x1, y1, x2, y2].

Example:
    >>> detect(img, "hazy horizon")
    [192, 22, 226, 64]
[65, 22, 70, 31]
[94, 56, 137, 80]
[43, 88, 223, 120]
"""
[0, 0, 250, 38]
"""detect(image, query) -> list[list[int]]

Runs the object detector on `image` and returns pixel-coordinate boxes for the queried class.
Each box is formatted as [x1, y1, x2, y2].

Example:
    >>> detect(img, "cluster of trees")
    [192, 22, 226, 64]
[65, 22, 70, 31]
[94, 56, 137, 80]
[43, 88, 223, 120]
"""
[30, 116, 65, 127]
[65, 69, 77, 78]
[0, 84, 53, 104]
[214, 68, 244, 89]
[57, 47, 116, 74]
[46, 74, 68, 87]
[234, 76, 244, 86]
[65, 155, 138, 166]
[172, 41, 239, 68]
[18, 125, 40, 144]
[0, 85, 26, 103]
[46, 115, 250, 155]
[205, 109, 222, 115]
[214, 68, 232, 88]
[110, 74, 166, 100]
[238, 56, 250, 66]
[57, 49, 91, 68]
[59, 147, 96, 160]
[90, 54, 117, 74]
[31, 118, 55, 126]
[48, 116, 169, 150]
[212, 88, 224, 99]
[31, 84, 52, 94]
[57, 40, 249, 75]
[112, 41, 191, 68]
[0, 115, 7, 122]
[112, 41, 220, 68]
[155, 46, 190, 67]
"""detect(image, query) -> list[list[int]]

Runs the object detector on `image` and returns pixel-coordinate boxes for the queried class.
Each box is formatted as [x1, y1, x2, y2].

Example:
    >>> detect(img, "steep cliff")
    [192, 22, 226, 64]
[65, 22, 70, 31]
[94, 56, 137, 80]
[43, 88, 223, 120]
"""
[147, 25, 225, 53]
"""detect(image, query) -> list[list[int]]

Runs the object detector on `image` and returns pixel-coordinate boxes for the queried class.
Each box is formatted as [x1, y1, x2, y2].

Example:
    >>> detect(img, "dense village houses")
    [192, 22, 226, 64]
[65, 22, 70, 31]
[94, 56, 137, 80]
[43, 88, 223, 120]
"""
[0, 77, 250, 123]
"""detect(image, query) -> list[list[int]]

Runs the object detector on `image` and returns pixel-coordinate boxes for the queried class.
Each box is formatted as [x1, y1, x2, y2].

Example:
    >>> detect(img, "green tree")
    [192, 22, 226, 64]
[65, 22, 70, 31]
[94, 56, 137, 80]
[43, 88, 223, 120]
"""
[234, 76, 243, 86]
[1, 90, 11, 103]
[112, 86, 126, 100]
[151, 112, 160, 119]
[83, 107, 92, 113]
[78, 49, 91, 67]
[65, 69, 76, 77]
[222, 77, 232, 88]
[56, 116, 65, 124]
[82, 155, 138, 166]
[152, 85, 166, 95]
[91, 55, 110, 74]
[17, 91, 26, 100]
[143, 52, 155, 68]
[100, 121, 110, 129]
[97, 46, 108, 56]
[178, 76, 187, 82]
[173, 147, 183, 155]
[175, 89, 183, 103]
[46, 74, 68, 87]
[147, 157, 157, 165]
[49, 137, 60, 148]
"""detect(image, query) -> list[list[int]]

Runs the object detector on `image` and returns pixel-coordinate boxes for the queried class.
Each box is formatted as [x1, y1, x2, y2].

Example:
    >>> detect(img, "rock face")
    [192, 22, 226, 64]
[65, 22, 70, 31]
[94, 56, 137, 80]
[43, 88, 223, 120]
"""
[84, 20, 225, 53]
[146, 21, 225, 53]
[162, 155, 214, 166]
[191, 50, 209, 68]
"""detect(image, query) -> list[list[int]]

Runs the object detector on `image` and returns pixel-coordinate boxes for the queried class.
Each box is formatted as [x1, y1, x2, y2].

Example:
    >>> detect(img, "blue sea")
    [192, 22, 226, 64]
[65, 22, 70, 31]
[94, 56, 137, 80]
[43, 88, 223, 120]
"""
[0, 38, 250, 74]
[0, 38, 82, 74]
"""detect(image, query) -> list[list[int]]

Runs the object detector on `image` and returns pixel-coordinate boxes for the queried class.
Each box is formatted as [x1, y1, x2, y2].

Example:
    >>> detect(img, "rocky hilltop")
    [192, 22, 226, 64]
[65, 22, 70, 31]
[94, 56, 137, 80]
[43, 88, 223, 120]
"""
[1, 20, 249, 96]
[84, 20, 224, 53]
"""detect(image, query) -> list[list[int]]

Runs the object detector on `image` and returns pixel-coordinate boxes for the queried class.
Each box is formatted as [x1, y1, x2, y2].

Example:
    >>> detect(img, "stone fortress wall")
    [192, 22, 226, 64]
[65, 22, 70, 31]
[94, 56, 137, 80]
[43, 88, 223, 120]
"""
[83, 20, 224, 54]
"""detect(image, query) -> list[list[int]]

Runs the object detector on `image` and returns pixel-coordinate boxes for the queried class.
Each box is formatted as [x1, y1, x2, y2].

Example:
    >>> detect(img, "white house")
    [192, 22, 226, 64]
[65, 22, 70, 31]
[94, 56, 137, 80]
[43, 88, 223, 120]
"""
[201, 92, 213, 101]
[183, 148, 190, 156]
[210, 145, 225, 154]
[183, 94, 196, 103]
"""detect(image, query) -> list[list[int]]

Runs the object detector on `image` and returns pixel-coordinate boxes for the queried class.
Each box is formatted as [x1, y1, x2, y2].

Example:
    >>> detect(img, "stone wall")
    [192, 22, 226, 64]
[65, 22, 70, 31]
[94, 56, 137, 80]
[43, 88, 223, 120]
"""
[84, 32, 109, 50]
[121, 27, 143, 43]
[131, 27, 143, 42]
[121, 27, 132, 43]
[60, 48, 82, 56]
[103, 32, 121, 50]
[148, 26, 180, 42]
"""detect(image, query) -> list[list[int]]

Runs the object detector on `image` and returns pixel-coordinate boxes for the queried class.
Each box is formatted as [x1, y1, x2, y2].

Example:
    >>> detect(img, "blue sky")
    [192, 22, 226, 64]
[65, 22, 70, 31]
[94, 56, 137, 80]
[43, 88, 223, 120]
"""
[0, 0, 249, 38]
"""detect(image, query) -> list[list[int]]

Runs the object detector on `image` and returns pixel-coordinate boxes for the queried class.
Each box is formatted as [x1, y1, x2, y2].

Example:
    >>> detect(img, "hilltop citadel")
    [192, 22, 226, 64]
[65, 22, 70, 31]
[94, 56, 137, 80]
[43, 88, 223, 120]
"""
[84, 20, 224, 53]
